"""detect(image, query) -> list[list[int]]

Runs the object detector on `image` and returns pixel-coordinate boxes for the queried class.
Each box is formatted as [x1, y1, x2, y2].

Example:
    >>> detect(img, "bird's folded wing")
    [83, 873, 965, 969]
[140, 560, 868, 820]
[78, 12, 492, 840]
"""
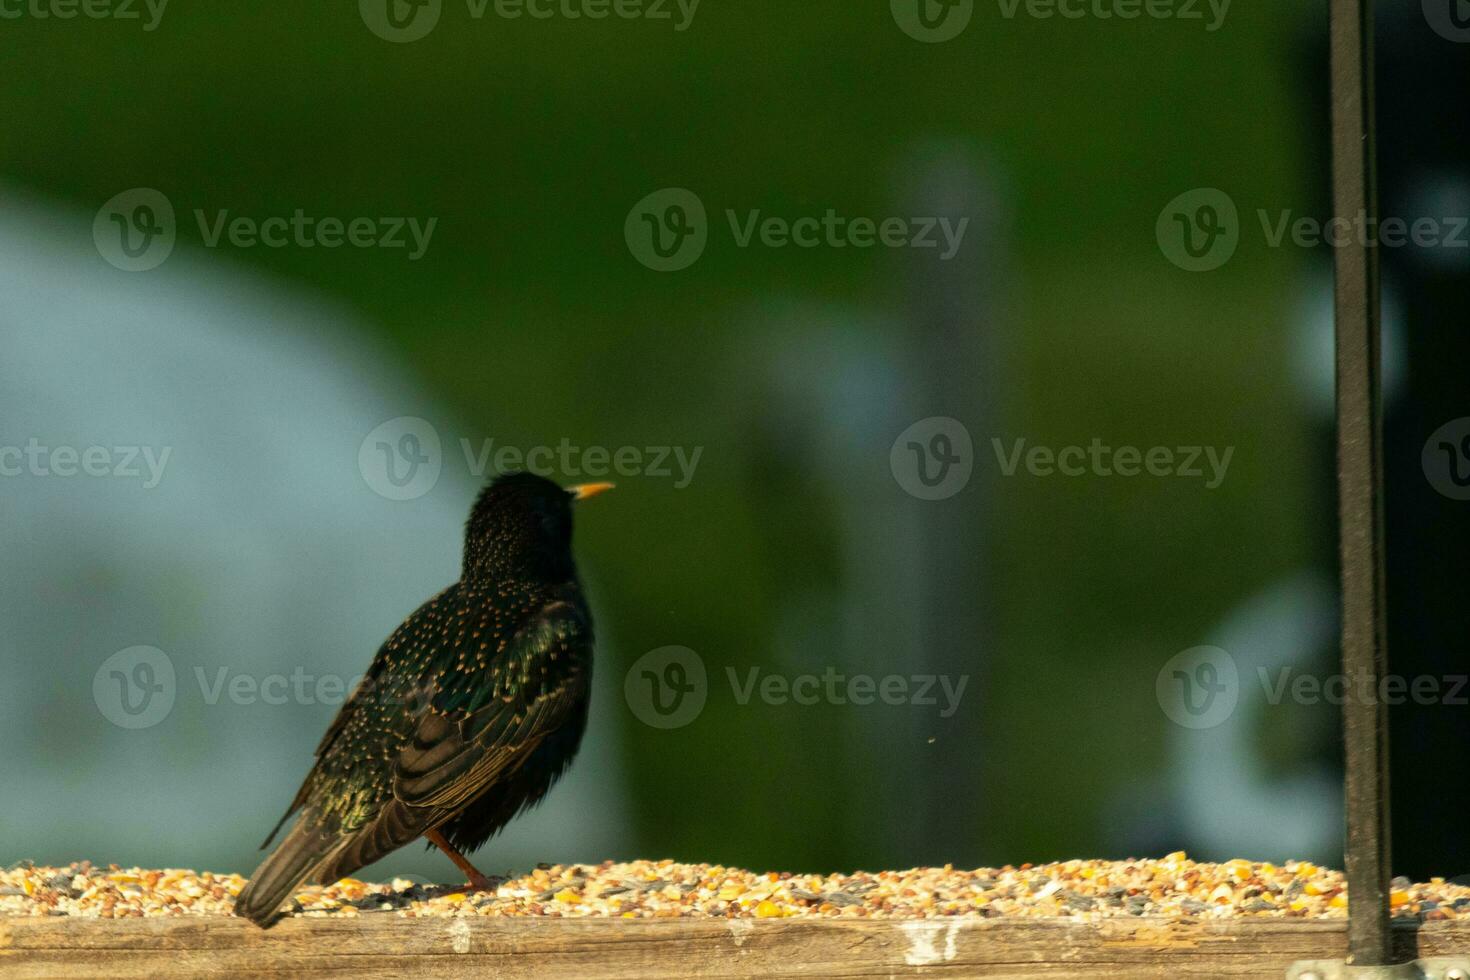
[390, 601, 590, 813]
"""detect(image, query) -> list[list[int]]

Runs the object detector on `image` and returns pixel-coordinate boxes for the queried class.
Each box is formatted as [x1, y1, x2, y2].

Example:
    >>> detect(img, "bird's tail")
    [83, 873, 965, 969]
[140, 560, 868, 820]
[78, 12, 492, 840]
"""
[234, 817, 339, 928]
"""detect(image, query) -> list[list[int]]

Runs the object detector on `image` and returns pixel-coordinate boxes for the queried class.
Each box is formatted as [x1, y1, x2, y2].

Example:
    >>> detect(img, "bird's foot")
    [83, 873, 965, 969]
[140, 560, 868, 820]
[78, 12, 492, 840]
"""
[425, 828, 498, 893]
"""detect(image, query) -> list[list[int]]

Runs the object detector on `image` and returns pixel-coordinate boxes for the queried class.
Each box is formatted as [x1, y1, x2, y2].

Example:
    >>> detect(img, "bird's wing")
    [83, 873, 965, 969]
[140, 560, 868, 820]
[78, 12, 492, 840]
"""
[306, 598, 592, 879]
[241, 589, 593, 924]
[392, 598, 591, 809]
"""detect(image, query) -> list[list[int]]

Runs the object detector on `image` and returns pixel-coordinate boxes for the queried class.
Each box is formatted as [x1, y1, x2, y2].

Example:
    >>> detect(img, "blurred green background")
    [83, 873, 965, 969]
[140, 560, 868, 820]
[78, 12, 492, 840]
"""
[1, 0, 1349, 881]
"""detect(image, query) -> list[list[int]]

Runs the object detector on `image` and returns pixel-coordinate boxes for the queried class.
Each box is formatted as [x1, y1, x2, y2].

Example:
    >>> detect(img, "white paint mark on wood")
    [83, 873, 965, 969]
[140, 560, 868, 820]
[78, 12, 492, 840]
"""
[901, 919, 960, 966]
[448, 917, 472, 954]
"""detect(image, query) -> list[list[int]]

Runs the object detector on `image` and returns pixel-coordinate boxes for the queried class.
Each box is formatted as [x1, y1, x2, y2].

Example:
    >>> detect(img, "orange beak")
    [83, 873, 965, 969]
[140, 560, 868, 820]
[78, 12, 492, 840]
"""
[568, 482, 615, 502]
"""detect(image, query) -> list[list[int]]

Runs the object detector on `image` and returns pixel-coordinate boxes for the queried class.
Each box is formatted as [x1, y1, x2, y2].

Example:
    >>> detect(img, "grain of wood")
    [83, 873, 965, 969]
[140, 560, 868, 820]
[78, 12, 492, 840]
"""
[3, 916, 1470, 979]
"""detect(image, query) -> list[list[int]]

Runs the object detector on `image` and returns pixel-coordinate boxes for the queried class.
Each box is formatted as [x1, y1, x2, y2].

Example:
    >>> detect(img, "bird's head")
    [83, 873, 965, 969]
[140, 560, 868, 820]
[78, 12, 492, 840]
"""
[462, 472, 612, 582]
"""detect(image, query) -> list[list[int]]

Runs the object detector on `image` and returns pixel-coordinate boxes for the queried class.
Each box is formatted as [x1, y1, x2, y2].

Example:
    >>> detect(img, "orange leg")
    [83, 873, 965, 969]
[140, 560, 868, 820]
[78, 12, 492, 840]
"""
[425, 828, 495, 891]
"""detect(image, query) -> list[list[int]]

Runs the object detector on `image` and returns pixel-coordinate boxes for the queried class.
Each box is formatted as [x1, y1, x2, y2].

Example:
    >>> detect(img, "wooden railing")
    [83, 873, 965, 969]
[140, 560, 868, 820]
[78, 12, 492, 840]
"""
[6, 914, 1470, 978]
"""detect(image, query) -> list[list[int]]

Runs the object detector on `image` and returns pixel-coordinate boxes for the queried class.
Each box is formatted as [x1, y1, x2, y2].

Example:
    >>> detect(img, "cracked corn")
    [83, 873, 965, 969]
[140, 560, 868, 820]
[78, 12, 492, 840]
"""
[3, 853, 1465, 922]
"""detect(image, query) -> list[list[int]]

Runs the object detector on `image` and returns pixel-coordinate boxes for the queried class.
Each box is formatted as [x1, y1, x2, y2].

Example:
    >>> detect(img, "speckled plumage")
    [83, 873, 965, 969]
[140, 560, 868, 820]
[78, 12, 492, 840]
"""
[235, 473, 597, 927]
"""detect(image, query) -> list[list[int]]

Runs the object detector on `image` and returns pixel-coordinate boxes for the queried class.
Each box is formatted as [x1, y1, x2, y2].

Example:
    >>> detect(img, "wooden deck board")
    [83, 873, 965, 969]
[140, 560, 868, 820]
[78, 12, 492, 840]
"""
[4, 915, 1468, 979]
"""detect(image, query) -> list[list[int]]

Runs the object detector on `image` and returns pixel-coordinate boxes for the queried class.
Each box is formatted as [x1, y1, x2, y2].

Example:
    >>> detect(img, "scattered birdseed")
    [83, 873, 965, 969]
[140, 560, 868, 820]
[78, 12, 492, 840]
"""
[3, 853, 1468, 922]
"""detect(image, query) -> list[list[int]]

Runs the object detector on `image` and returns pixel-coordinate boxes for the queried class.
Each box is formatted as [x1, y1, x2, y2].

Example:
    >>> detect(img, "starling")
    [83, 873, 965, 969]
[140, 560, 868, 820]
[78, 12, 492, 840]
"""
[234, 472, 611, 928]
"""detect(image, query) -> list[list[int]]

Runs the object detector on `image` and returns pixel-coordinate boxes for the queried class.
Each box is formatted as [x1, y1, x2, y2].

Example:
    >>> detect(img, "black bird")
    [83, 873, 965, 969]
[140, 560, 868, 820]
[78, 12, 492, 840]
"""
[234, 473, 611, 927]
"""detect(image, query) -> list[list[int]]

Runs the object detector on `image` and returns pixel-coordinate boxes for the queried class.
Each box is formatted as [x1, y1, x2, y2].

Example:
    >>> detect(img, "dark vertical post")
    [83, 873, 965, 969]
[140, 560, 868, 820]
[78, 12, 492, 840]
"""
[899, 149, 1004, 867]
[1329, 0, 1391, 967]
